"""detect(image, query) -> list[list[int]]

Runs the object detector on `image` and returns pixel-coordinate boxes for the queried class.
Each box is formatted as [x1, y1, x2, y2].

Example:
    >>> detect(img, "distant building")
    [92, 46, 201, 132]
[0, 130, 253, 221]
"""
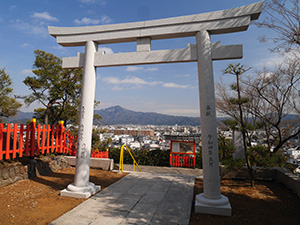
[287, 148, 300, 165]
[107, 129, 154, 137]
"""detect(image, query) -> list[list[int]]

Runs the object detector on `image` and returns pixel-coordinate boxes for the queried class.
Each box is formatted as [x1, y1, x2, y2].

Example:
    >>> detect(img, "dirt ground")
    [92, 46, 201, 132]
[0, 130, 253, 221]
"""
[190, 178, 300, 225]
[0, 167, 127, 225]
[1, 167, 300, 225]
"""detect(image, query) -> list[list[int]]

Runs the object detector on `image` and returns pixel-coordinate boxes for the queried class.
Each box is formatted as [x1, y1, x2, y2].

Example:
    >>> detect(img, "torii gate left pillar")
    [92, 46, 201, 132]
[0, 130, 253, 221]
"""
[61, 41, 100, 198]
[48, 1, 263, 216]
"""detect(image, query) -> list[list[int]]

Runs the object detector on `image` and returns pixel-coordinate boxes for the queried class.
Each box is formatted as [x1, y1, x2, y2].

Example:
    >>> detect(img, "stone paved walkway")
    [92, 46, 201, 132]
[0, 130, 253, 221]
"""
[50, 168, 200, 225]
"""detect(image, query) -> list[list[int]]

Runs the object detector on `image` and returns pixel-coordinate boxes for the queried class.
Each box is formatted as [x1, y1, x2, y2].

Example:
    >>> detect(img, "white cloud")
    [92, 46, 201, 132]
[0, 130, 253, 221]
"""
[79, 0, 106, 5]
[103, 76, 147, 85]
[31, 12, 58, 22]
[255, 51, 300, 70]
[112, 86, 124, 91]
[74, 15, 112, 25]
[9, 5, 17, 10]
[122, 77, 148, 85]
[126, 66, 144, 72]
[99, 47, 114, 54]
[12, 19, 48, 37]
[149, 81, 163, 86]
[175, 73, 191, 77]
[103, 76, 191, 89]
[125, 66, 158, 72]
[162, 82, 190, 88]
[0, 18, 3, 23]
[255, 55, 283, 68]
[74, 17, 100, 25]
[21, 69, 32, 75]
[256, 70, 278, 80]
[21, 43, 31, 48]
[145, 67, 158, 72]
[100, 15, 112, 24]
[102, 76, 120, 84]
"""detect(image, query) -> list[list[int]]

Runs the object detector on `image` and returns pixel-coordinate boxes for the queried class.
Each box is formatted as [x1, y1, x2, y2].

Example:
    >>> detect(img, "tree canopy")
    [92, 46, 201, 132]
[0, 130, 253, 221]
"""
[23, 50, 83, 125]
[0, 68, 22, 122]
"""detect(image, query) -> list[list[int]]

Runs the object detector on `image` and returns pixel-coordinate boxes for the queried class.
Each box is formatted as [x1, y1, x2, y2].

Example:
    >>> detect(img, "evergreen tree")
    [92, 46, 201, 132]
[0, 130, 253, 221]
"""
[23, 50, 84, 126]
[0, 68, 22, 122]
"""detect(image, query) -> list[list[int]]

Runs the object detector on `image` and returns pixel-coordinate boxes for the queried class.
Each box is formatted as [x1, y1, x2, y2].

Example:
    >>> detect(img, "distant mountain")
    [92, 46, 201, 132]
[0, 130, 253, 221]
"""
[94, 105, 201, 126]
[12, 106, 291, 126]
[4, 111, 34, 124]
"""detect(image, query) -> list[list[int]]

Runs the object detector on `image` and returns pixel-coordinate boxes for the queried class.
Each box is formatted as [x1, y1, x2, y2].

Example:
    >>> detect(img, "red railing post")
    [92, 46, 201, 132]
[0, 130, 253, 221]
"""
[5, 123, 11, 160]
[30, 118, 36, 157]
[19, 124, 24, 158]
[0, 123, 3, 160]
[51, 125, 55, 153]
[12, 124, 18, 159]
[194, 155, 196, 167]
[25, 123, 30, 156]
[36, 124, 41, 155]
[46, 124, 50, 154]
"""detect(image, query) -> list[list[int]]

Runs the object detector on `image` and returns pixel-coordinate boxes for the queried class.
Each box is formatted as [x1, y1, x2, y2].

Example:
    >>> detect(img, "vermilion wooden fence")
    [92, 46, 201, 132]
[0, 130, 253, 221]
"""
[170, 154, 195, 168]
[91, 150, 109, 158]
[0, 119, 108, 161]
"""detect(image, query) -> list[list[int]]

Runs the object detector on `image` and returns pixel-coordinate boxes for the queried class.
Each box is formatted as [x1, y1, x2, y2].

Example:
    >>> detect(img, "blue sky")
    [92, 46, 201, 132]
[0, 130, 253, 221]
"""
[0, 0, 279, 117]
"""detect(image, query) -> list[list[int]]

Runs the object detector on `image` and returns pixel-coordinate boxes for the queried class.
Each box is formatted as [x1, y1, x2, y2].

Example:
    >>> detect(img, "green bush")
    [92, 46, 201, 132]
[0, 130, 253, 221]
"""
[108, 148, 170, 167]
[247, 145, 285, 168]
[195, 149, 202, 169]
[223, 158, 245, 170]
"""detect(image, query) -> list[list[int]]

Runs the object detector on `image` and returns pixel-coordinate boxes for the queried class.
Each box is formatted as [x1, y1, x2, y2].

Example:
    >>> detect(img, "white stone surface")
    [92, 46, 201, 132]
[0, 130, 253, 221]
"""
[64, 156, 114, 171]
[51, 173, 194, 225]
[195, 194, 232, 216]
[61, 183, 100, 199]
[60, 41, 99, 199]
[233, 130, 245, 159]
[48, 1, 263, 46]
[137, 38, 151, 52]
[62, 42, 242, 69]
[195, 30, 231, 215]
[74, 40, 98, 187]
[196, 30, 221, 199]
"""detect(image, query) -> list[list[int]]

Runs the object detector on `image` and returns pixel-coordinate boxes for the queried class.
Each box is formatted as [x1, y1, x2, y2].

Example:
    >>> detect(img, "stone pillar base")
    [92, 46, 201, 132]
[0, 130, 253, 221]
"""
[195, 193, 232, 216]
[61, 182, 100, 199]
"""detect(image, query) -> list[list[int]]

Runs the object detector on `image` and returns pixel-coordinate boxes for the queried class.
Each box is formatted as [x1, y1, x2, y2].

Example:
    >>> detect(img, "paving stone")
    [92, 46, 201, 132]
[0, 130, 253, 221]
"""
[139, 190, 166, 204]
[90, 211, 128, 225]
[50, 214, 93, 225]
[50, 171, 195, 225]
[107, 194, 141, 212]
[150, 214, 180, 225]
[128, 184, 151, 196]
[124, 202, 157, 224]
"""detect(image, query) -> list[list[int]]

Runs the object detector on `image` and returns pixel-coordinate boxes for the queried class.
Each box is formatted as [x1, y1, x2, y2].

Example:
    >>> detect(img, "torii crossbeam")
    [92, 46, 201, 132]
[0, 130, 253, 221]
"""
[49, 1, 263, 217]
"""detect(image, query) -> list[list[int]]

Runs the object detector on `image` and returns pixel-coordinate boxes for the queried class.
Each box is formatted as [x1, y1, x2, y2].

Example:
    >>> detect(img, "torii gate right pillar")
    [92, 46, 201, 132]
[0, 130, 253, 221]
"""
[195, 30, 231, 216]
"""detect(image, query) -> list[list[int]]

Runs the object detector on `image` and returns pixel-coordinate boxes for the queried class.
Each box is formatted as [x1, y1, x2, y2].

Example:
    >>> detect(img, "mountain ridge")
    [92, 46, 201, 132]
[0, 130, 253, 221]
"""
[94, 105, 201, 126]
[5, 106, 201, 125]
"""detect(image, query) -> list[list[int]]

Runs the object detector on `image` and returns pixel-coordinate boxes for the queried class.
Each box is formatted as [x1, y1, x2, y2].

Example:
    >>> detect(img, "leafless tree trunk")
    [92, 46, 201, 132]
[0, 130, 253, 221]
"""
[245, 55, 300, 153]
[217, 64, 255, 186]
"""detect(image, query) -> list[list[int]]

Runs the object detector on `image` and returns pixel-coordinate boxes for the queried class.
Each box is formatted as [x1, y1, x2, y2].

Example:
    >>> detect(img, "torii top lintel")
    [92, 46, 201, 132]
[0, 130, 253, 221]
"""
[48, 1, 263, 47]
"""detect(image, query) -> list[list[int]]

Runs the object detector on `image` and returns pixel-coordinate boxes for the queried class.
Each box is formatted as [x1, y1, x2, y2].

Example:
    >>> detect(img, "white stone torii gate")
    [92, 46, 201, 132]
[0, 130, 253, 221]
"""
[48, 1, 263, 216]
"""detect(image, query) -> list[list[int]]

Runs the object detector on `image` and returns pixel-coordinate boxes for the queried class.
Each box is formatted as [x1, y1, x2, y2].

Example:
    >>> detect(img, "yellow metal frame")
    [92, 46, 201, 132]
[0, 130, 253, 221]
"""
[119, 144, 142, 173]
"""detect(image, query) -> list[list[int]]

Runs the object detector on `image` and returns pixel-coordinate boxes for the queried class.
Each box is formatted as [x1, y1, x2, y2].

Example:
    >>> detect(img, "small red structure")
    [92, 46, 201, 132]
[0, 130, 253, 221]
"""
[170, 140, 196, 168]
